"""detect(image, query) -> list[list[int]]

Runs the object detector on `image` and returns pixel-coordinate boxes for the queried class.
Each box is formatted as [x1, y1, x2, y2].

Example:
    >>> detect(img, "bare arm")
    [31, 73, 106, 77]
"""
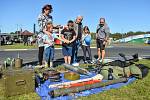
[104, 24, 110, 42]
[69, 35, 76, 43]
[43, 29, 51, 35]
[61, 35, 69, 43]
[43, 40, 53, 45]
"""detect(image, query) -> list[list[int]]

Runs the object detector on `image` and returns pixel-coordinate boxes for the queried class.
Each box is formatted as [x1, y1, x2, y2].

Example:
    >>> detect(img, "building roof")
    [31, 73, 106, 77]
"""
[21, 30, 34, 36]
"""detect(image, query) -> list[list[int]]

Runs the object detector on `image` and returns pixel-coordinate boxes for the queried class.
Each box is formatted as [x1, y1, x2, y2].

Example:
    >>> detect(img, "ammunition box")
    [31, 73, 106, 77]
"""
[0, 69, 35, 97]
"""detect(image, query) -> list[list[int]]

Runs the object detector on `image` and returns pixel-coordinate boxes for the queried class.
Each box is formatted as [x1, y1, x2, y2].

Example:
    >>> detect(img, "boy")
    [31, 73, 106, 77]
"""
[61, 20, 76, 64]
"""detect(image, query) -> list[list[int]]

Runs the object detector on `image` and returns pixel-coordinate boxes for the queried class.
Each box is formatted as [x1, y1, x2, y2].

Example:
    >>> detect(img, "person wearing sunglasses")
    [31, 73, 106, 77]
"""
[96, 18, 110, 63]
[37, 4, 53, 66]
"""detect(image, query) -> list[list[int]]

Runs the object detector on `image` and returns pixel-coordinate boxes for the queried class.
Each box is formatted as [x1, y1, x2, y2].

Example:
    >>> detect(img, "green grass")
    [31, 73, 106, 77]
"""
[0, 43, 38, 49]
[0, 43, 62, 49]
[0, 40, 149, 50]
[0, 59, 149, 100]
[78, 59, 150, 100]
[0, 40, 97, 50]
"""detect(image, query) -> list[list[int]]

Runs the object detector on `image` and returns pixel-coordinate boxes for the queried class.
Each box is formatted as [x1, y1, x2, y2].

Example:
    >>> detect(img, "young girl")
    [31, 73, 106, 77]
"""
[43, 22, 67, 68]
[81, 26, 93, 64]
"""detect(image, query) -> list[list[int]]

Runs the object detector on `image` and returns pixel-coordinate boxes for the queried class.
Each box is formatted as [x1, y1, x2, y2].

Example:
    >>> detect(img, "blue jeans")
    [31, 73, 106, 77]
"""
[72, 40, 81, 63]
[44, 46, 54, 63]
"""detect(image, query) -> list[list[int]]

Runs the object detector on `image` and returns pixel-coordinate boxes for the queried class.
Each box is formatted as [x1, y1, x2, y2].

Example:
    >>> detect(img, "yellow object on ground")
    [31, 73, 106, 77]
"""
[64, 72, 80, 81]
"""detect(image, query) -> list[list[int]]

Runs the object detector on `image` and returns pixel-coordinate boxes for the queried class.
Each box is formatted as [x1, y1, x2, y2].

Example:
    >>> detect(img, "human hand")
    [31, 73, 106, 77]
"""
[64, 40, 70, 44]
[103, 41, 106, 45]
[68, 41, 72, 43]
[49, 42, 53, 46]
[63, 25, 68, 29]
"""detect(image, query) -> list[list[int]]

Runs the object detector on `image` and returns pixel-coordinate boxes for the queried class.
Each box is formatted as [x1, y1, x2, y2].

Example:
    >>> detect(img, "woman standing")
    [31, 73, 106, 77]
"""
[81, 26, 93, 64]
[37, 4, 53, 66]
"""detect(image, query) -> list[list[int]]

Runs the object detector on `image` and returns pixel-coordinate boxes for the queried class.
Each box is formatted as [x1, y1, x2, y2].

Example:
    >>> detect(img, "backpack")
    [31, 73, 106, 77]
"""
[100, 64, 148, 80]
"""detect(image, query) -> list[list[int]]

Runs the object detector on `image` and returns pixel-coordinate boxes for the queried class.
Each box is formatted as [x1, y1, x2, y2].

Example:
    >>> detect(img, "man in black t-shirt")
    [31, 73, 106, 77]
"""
[61, 20, 76, 64]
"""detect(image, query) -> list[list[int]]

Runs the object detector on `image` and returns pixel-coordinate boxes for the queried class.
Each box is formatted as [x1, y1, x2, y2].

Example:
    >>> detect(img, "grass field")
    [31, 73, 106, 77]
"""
[0, 41, 149, 50]
[0, 59, 150, 100]
[0, 43, 38, 49]
[0, 41, 97, 49]
[0, 43, 62, 49]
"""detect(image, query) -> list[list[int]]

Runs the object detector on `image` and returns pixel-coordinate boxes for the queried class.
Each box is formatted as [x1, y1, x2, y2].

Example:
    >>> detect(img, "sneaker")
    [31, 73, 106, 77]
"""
[96, 58, 101, 61]
[84, 61, 88, 64]
[99, 59, 103, 63]
[44, 62, 48, 68]
[89, 60, 95, 64]
[72, 62, 79, 66]
[34, 65, 43, 68]
[49, 62, 53, 68]
[96, 58, 101, 63]
[102, 59, 108, 64]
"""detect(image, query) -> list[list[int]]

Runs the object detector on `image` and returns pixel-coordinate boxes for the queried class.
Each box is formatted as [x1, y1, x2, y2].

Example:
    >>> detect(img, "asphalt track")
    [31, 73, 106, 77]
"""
[0, 45, 150, 65]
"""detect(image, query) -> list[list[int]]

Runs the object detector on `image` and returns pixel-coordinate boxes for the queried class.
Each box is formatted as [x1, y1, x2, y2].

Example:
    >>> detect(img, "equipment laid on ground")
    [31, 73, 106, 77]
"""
[100, 65, 131, 80]
[35, 69, 61, 87]
[43, 70, 61, 82]
[63, 63, 90, 75]
[100, 53, 148, 80]
[15, 58, 23, 68]
[3, 53, 23, 69]
[49, 78, 127, 98]
[49, 74, 103, 88]
[35, 52, 149, 99]
[15, 53, 23, 68]
[64, 72, 80, 81]
[108, 53, 139, 67]
[0, 69, 35, 97]
[3, 58, 15, 69]
[94, 61, 103, 74]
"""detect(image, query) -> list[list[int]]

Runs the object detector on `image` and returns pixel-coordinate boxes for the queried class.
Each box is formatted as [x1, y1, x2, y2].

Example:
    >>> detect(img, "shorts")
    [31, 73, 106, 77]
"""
[62, 46, 72, 56]
[96, 39, 105, 50]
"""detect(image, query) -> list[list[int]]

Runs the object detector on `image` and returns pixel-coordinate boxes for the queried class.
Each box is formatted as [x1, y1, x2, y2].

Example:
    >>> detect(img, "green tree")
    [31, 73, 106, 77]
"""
[10, 32, 15, 34]
[110, 33, 122, 40]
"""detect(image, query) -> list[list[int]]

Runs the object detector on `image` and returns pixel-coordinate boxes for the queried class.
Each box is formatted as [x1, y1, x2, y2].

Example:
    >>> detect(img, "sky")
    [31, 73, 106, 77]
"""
[0, 0, 150, 33]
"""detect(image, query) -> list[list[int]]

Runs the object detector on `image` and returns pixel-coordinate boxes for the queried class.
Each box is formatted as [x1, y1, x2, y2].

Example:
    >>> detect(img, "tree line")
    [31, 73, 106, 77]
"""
[91, 31, 150, 40]
[9, 31, 149, 40]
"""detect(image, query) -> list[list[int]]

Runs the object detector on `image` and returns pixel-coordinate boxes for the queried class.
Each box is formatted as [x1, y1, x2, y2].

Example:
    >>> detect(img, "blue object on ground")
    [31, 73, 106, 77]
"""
[36, 73, 136, 100]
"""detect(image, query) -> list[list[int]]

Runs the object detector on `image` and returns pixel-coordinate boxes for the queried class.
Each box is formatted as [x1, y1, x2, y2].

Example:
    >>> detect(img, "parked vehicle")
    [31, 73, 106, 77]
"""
[0, 34, 13, 45]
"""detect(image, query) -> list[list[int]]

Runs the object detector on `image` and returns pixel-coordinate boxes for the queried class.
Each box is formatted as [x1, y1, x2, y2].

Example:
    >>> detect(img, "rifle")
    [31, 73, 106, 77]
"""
[63, 63, 91, 75]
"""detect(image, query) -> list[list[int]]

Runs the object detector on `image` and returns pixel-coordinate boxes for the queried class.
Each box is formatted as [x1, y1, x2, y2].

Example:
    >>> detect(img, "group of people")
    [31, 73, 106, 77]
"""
[37, 4, 110, 68]
[23, 36, 33, 46]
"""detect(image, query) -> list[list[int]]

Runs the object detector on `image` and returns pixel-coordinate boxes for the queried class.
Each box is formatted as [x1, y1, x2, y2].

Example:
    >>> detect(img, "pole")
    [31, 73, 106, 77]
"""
[121, 28, 124, 42]
[33, 24, 36, 34]
[16, 24, 19, 39]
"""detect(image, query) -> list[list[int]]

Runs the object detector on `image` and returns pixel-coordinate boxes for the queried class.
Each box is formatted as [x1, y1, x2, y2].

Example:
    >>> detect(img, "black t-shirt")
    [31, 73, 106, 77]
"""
[77, 24, 82, 40]
[74, 22, 82, 40]
[61, 29, 76, 47]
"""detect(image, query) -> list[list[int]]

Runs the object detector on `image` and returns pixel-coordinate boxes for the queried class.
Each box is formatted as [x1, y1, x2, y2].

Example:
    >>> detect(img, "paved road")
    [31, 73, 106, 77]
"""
[0, 45, 150, 65]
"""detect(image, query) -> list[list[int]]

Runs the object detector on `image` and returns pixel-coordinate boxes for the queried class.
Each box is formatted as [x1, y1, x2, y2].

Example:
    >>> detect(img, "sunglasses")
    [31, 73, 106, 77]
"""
[100, 22, 105, 24]
[45, 8, 52, 11]
[78, 19, 82, 21]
